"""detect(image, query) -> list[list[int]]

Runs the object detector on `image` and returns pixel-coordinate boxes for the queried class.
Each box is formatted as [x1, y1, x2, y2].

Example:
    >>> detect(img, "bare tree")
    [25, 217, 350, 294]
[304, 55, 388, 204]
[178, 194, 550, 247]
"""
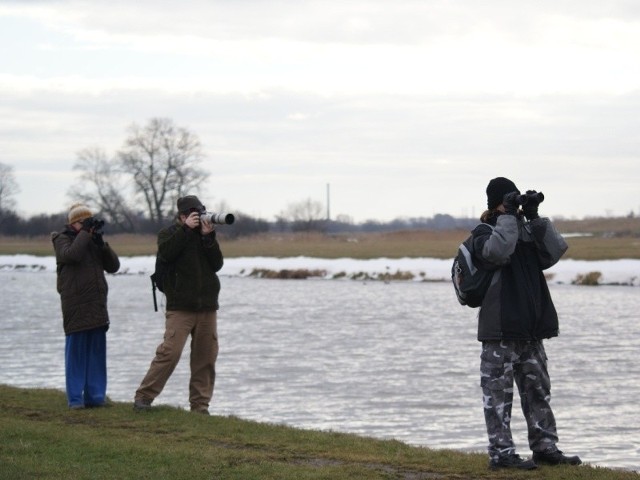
[118, 118, 209, 226]
[283, 197, 326, 232]
[0, 162, 20, 212]
[70, 147, 137, 232]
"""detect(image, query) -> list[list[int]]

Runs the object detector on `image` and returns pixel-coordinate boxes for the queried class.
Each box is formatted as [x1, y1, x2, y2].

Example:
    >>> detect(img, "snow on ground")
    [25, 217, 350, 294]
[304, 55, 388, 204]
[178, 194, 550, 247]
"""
[1, 255, 639, 286]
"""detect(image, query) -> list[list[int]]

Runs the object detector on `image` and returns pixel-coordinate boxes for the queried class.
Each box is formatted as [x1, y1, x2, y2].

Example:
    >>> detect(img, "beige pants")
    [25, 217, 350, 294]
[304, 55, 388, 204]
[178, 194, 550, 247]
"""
[135, 310, 218, 412]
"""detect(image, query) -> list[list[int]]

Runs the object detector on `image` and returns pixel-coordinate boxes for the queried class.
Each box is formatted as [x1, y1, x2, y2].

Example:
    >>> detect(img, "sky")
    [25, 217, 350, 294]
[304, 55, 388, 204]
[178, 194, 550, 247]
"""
[1, 0, 639, 223]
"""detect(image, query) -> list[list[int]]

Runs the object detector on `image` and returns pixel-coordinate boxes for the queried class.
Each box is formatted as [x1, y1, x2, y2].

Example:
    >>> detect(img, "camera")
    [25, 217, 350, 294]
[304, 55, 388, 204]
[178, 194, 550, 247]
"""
[516, 191, 544, 206]
[200, 212, 235, 225]
[82, 217, 105, 233]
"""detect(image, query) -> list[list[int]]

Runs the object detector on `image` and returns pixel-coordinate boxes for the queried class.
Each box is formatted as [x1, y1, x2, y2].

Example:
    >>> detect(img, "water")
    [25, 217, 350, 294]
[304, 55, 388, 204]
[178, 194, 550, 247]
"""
[1, 271, 638, 471]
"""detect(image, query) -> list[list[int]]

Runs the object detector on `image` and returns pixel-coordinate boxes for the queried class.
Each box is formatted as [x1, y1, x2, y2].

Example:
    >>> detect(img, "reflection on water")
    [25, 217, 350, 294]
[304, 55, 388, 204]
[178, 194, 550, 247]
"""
[0, 272, 638, 470]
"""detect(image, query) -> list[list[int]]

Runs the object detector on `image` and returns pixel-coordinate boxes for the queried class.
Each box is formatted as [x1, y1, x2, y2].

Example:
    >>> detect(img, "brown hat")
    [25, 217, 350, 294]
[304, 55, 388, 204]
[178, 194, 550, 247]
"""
[177, 195, 205, 213]
[68, 203, 93, 224]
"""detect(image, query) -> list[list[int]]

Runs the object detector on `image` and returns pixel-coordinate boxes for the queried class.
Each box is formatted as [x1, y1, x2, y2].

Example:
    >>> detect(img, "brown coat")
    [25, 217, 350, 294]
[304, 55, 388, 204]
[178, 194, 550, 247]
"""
[51, 227, 120, 335]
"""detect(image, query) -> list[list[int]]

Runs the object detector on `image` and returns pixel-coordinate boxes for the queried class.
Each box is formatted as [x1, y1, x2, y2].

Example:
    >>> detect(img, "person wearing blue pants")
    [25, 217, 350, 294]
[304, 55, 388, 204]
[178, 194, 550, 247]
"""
[65, 326, 108, 407]
[52, 203, 120, 409]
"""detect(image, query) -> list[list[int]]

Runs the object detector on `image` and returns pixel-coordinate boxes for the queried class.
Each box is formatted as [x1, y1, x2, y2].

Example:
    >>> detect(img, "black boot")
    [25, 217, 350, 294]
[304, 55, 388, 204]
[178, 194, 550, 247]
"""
[489, 454, 538, 470]
[533, 448, 582, 466]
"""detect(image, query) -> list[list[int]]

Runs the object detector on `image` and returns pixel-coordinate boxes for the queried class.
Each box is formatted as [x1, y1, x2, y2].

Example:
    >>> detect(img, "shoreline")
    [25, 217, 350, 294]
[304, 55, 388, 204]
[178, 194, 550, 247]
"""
[2, 253, 639, 286]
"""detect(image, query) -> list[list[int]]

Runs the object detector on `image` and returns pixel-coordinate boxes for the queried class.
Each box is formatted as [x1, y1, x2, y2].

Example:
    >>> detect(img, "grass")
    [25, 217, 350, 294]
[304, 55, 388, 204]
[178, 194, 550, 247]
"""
[0, 385, 636, 480]
[2, 227, 640, 260]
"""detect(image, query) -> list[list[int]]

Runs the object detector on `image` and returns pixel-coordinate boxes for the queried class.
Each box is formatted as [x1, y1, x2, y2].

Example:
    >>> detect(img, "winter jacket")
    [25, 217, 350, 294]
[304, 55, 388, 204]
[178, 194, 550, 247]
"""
[51, 227, 120, 335]
[472, 212, 568, 341]
[157, 222, 224, 311]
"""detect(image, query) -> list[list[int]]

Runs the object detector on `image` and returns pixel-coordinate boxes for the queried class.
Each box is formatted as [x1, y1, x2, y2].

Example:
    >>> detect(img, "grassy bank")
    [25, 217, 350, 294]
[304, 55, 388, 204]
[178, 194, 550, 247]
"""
[0, 385, 635, 480]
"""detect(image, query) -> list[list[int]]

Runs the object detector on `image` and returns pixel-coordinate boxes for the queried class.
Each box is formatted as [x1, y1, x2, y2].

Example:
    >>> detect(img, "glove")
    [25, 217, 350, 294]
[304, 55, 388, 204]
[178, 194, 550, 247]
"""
[502, 192, 520, 216]
[92, 232, 105, 247]
[522, 190, 540, 220]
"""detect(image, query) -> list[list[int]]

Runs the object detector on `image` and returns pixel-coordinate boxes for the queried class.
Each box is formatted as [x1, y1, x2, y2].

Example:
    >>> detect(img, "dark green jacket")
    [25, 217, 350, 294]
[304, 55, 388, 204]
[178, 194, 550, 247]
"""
[51, 227, 120, 335]
[158, 222, 224, 311]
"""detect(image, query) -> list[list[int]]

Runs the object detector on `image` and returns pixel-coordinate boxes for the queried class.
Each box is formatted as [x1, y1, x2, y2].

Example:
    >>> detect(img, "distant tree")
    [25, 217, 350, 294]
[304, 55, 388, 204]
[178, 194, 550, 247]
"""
[222, 211, 270, 239]
[0, 209, 21, 235]
[283, 198, 326, 232]
[0, 162, 20, 212]
[70, 147, 137, 232]
[118, 118, 209, 227]
[24, 212, 67, 236]
[0, 162, 20, 230]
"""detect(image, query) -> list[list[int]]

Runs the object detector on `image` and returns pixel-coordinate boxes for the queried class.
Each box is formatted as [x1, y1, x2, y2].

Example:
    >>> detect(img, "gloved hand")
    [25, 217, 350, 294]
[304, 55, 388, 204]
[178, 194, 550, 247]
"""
[502, 192, 520, 216]
[92, 232, 105, 247]
[522, 190, 540, 220]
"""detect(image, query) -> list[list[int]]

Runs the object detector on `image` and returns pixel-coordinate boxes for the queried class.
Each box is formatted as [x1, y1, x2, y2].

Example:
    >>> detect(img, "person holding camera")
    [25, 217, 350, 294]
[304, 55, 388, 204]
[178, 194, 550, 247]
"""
[472, 177, 581, 470]
[134, 195, 223, 415]
[52, 203, 120, 409]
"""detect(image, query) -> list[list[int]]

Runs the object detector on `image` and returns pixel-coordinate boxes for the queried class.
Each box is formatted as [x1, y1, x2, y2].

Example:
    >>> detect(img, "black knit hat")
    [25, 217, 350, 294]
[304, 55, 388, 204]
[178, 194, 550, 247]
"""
[177, 195, 205, 213]
[486, 177, 520, 210]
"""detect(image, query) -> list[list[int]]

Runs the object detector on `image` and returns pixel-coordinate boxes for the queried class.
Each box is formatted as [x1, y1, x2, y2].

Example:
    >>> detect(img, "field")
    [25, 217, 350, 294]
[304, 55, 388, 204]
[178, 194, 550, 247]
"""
[1, 216, 639, 260]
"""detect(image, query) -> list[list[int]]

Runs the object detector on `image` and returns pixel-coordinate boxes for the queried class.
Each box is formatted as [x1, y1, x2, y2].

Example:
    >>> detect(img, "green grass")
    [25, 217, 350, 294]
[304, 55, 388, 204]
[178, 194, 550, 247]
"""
[0, 385, 636, 479]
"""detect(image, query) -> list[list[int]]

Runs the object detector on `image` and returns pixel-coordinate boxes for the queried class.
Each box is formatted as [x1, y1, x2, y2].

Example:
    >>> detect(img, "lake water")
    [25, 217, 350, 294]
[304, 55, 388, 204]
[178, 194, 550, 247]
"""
[0, 271, 638, 471]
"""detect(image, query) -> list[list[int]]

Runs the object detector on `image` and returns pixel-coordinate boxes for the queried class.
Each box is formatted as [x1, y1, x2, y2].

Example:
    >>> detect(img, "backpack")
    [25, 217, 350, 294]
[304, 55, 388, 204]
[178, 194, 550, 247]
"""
[451, 224, 495, 308]
[150, 254, 173, 312]
[150, 225, 180, 311]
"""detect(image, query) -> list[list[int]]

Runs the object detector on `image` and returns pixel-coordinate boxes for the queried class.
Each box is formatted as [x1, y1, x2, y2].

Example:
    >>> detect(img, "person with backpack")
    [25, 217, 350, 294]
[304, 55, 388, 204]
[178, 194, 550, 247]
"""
[52, 203, 120, 409]
[134, 195, 224, 415]
[472, 177, 581, 470]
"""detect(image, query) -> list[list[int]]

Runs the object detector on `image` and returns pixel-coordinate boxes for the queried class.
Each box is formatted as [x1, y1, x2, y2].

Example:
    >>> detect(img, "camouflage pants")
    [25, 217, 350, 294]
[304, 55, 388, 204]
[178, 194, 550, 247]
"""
[480, 340, 559, 461]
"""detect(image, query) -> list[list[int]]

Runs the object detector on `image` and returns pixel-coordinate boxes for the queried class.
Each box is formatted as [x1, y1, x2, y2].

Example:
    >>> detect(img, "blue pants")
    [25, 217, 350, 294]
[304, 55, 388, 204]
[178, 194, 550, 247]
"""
[65, 327, 108, 407]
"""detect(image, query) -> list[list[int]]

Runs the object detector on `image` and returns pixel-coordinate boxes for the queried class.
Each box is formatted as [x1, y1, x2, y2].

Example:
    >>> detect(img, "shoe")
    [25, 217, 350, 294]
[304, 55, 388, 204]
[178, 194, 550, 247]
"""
[533, 449, 582, 466]
[133, 398, 152, 411]
[69, 404, 85, 410]
[489, 454, 537, 470]
[190, 408, 210, 415]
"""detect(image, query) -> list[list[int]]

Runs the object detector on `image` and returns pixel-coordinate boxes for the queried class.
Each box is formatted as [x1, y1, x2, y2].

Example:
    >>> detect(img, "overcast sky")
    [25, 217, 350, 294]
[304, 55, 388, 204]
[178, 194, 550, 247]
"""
[1, 0, 639, 222]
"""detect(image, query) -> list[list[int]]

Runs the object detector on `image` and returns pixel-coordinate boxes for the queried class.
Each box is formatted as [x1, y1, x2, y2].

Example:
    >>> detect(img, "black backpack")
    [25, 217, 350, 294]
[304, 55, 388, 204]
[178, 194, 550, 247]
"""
[451, 224, 496, 308]
[150, 253, 170, 312]
[150, 225, 180, 311]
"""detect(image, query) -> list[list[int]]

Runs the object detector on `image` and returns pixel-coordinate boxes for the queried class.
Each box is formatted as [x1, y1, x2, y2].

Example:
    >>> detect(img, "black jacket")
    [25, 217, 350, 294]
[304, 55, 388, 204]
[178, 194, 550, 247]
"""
[158, 222, 224, 311]
[473, 212, 568, 341]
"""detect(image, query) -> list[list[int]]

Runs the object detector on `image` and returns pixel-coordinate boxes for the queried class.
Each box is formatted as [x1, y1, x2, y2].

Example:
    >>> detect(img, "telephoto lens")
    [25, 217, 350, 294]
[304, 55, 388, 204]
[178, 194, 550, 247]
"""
[200, 212, 235, 225]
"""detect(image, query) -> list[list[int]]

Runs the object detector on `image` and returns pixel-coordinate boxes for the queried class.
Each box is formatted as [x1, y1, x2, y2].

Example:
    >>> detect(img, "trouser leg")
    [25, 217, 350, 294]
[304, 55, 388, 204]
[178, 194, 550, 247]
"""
[84, 327, 107, 406]
[481, 341, 517, 461]
[65, 332, 88, 407]
[189, 311, 219, 411]
[135, 311, 193, 403]
[514, 340, 559, 453]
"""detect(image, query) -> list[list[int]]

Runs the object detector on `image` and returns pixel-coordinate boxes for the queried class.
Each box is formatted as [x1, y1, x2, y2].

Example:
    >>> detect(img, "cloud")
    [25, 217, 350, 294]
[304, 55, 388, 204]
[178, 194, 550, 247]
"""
[1, 1, 640, 220]
[3, 1, 640, 96]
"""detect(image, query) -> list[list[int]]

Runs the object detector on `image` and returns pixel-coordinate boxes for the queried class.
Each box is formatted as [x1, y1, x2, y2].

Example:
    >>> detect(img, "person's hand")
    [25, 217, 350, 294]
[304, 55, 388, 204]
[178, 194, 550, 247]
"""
[92, 232, 105, 247]
[200, 217, 215, 235]
[184, 212, 201, 229]
[522, 190, 540, 220]
[502, 192, 520, 216]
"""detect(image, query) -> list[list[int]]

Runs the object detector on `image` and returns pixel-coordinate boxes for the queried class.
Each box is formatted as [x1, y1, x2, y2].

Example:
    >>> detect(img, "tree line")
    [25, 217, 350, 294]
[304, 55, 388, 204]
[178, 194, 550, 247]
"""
[0, 118, 477, 238]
